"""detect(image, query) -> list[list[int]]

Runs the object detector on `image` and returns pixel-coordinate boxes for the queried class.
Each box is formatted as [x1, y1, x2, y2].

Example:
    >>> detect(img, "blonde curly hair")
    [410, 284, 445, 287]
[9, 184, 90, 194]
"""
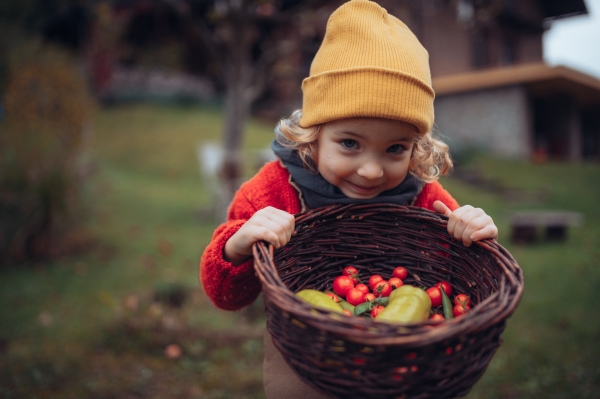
[275, 110, 453, 183]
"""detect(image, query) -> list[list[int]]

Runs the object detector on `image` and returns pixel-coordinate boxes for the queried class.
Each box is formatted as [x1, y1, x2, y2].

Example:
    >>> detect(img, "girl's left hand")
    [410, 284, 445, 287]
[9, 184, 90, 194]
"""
[433, 201, 498, 247]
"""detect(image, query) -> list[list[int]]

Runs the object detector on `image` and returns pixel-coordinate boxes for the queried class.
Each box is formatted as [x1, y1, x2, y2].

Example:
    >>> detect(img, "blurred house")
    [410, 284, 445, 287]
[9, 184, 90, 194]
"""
[417, 0, 599, 161]
[260, 0, 599, 161]
[38, 0, 599, 161]
[433, 63, 600, 161]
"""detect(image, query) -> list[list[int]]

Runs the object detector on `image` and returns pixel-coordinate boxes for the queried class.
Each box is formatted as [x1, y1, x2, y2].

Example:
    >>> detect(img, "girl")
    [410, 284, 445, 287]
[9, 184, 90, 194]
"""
[200, 0, 497, 397]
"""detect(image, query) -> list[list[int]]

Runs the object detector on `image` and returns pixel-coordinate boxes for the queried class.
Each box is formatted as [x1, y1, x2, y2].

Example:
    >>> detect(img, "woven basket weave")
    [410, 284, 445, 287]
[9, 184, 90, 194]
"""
[253, 203, 524, 399]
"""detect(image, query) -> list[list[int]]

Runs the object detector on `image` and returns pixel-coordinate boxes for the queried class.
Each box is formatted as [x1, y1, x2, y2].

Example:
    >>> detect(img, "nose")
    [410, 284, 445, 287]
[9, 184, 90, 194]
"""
[357, 159, 384, 180]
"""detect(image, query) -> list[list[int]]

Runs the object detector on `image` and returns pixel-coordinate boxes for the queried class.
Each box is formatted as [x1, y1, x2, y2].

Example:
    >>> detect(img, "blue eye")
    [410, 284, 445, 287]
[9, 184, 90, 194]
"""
[387, 144, 406, 154]
[341, 139, 358, 149]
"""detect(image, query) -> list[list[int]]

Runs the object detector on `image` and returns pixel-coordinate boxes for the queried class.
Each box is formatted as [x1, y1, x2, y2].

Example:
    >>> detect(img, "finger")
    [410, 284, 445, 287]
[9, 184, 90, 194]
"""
[433, 200, 452, 216]
[263, 211, 295, 246]
[470, 224, 499, 242]
[261, 207, 295, 227]
[446, 205, 471, 239]
[461, 228, 473, 247]
[459, 214, 496, 245]
[253, 225, 285, 249]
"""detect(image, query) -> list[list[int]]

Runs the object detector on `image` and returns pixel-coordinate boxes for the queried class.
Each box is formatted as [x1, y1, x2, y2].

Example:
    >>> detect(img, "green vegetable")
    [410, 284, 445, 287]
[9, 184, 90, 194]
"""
[339, 300, 356, 314]
[441, 286, 454, 320]
[296, 289, 345, 314]
[375, 285, 432, 324]
[354, 297, 389, 316]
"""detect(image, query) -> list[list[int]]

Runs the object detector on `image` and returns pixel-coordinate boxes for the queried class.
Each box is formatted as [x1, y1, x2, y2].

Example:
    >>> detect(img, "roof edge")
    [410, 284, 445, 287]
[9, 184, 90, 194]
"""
[433, 63, 600, 96]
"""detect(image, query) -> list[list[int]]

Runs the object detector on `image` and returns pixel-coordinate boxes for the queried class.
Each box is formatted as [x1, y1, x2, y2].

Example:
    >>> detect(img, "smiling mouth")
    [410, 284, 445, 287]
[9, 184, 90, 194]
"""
[347, 181, 380, 194]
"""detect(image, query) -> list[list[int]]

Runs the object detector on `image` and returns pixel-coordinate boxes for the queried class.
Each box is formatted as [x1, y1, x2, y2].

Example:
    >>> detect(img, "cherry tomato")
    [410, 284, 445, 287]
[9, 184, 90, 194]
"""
[393, 267, 408, 280]
[371, 305, 385, 318]
[325, 292, 341, 303]
[373, 281, 392, 297]
[343, 266, 360, 284]
[346, 287, 367, 306]
[364, 293, 376, 302]
[436, 281, 453, 297]
[429, 313, 444, 322]
[333, 276, 355, 298]
[388, 277, 403, 289]
[368, 275, 384, 291]
[426, 287, 443, 307]
[453, 303, 471, 317]
[454, 294, 472, 307]
[355, 283, 369, 295]
[343, 309, 353, 316]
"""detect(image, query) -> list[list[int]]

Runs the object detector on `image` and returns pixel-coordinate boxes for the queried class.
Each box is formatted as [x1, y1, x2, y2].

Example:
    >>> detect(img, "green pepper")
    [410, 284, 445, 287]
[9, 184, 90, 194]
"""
[440, 285, 454, 320]
[339, 300, 356, 314]
[296, 289, 345, 314]
[375, 285, 432, 324]
[354, 296, 389, 316]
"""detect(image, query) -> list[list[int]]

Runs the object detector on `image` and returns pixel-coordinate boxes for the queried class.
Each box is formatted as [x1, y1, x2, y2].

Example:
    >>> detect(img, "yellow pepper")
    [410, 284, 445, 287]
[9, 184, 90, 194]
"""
[296, 289, 345, 314]
[375, 285, 431, 324]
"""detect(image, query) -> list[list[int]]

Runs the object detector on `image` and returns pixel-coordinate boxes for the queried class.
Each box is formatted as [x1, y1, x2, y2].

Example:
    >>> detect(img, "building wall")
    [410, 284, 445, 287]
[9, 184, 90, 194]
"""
[421, 10, 472, 77]
[434, 85, 531, 158]
[419, 0, 546, 78]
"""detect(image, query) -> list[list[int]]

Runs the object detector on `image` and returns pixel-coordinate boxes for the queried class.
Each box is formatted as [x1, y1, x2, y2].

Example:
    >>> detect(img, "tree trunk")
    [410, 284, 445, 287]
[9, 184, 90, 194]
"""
[219, 1, 254, 209]
[220, 77, 251, 208]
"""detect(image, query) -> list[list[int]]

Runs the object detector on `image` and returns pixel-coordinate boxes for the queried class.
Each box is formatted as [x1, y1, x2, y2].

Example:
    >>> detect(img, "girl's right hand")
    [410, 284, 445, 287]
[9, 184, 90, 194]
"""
[224, 206, 295, 265]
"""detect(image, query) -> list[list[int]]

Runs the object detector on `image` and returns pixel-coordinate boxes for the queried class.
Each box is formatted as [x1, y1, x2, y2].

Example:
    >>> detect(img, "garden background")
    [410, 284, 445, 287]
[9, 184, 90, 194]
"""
[1, 1, 600, 398]
[2, 101, 599, 399]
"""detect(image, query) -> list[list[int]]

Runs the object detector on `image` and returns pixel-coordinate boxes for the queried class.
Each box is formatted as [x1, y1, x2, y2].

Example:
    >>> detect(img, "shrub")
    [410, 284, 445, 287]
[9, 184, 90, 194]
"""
[0, 44, 95, 264]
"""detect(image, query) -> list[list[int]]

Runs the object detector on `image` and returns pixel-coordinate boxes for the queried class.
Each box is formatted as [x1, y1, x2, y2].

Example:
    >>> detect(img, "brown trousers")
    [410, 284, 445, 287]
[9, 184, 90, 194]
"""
[263, 331, 332, 398]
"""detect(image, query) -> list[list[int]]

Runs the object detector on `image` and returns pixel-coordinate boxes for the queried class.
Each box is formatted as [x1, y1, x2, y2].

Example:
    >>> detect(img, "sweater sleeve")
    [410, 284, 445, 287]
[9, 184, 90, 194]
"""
[199, 161, 300, 311]
[199, 194, 263, 311]
[413, 180, 459, 212]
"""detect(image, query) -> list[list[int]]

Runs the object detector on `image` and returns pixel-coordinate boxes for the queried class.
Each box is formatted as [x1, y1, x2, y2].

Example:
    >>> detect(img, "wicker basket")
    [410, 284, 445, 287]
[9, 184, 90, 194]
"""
[253, 203, 524, 399]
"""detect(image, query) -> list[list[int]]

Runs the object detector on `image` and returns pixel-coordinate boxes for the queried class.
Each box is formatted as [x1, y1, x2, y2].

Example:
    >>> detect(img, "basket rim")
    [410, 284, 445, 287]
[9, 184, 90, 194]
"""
[253, 203, 524, 346]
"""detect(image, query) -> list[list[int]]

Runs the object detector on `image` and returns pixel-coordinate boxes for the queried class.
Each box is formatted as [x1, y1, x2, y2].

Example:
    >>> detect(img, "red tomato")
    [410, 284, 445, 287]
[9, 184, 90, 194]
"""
[364, 293, 376, 302]
[392, 267, 408, 280]
[454, 294, 472, 307]
[343, 266, 360, 284]
[436, 281, 453, 296]
[368, 275, 384, 290]
[346, 287, 366, 306]
[354, 283, 369, 295]
[343, 309, 353, 316]
[388, 277, 403, 289]
[453, 303, 471, 317]
[333, 276, 355, 298]
[429, 314, 444, 322]
[373, 281, 392, 297]
[426, 287, 443, 307]
[371, 305, 385, 318]
[325, 292, 341, 303]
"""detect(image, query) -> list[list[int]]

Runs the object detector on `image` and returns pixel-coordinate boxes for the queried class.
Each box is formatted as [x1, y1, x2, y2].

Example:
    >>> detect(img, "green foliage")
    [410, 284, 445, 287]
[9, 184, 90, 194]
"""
[0, 104, 598, 398]
[0, 44, 95, 263]
[445, 156, 600, 399]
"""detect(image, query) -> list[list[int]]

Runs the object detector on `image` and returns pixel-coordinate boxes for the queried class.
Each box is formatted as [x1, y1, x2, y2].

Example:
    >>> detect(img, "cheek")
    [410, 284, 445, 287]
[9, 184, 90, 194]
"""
[388, 160, 411, 181]
[318, 153, 351, 179]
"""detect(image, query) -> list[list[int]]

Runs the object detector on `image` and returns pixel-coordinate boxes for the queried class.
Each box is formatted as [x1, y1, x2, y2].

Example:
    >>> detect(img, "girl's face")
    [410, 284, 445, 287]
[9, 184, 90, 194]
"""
[316, 117, 417, 199]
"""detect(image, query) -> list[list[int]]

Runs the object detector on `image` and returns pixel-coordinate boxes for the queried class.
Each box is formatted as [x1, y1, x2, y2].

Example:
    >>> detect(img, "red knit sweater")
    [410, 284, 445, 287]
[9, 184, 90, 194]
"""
[199, 160, 459, 311]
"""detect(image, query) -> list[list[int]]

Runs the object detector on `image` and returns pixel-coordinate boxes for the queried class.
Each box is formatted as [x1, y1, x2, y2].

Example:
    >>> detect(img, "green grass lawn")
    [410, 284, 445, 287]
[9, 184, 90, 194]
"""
[1, 103, 599, 398]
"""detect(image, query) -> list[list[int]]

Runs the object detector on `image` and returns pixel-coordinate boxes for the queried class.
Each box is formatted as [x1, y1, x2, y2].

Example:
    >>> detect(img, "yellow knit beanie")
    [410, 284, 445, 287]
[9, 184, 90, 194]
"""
[300, 0, 434, 135]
